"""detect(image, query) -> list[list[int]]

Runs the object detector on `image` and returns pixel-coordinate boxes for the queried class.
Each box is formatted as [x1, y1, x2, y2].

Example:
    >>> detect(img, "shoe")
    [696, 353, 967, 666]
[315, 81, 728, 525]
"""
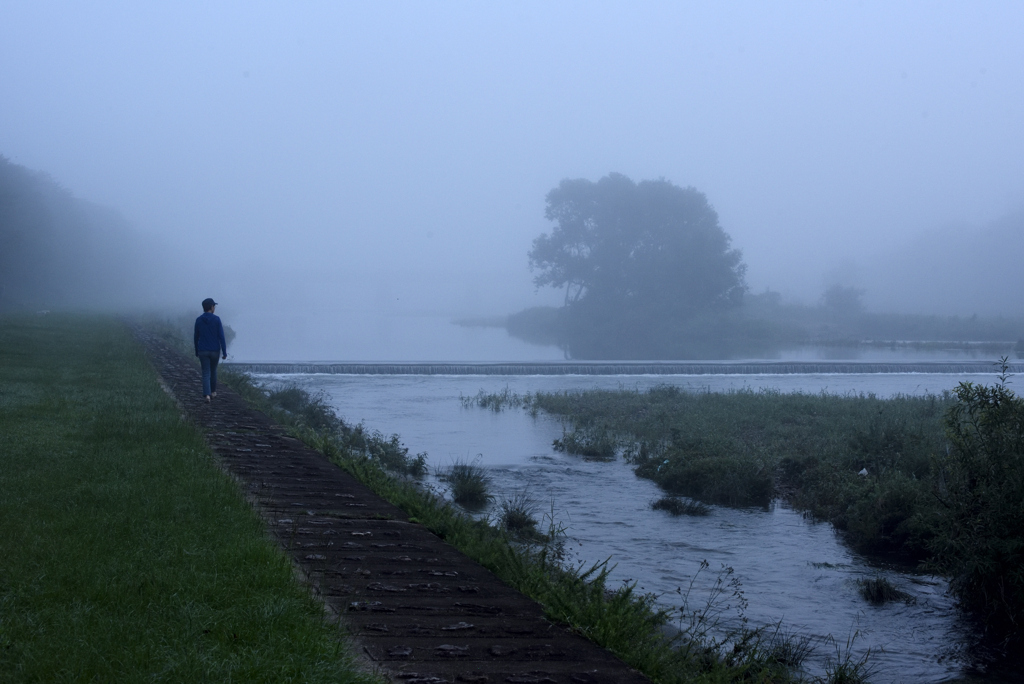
[205, 395, 211, 403]
[211, 392, 217, 398]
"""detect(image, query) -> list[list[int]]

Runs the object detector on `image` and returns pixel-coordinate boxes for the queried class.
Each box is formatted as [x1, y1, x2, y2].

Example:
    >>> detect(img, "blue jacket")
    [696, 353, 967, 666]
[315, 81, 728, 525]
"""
[194, 312, 227, 356]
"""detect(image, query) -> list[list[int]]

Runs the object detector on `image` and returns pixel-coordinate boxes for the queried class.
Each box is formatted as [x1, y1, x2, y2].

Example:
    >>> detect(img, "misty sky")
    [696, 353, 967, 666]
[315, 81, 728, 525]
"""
[3, 2, 1023, 359]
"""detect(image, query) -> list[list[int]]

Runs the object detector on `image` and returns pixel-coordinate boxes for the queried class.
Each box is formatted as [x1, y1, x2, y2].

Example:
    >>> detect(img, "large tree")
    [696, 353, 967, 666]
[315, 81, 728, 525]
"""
[527, 173, 746, 357]
[529, 173, 745, 314]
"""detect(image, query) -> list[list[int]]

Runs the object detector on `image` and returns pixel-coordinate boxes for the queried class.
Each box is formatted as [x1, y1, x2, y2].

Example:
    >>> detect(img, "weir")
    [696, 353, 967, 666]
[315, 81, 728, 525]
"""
[224, 361, 1023, 376]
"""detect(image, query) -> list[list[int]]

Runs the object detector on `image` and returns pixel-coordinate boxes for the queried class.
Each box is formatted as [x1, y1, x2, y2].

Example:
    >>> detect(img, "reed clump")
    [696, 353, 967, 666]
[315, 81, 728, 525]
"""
[856, 576, 915, 605]
[652, 496, 711, 516]
[552, 426, 617, 459]
[821, 633, 874, 684]
[437, 459, 492, 509]
[498, 491, 541, 535]
[461, 387, 533, 412]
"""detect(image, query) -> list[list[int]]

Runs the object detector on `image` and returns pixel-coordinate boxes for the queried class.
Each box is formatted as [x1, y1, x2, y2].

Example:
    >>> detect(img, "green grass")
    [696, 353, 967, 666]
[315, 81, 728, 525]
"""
[0, 314, 376, 683]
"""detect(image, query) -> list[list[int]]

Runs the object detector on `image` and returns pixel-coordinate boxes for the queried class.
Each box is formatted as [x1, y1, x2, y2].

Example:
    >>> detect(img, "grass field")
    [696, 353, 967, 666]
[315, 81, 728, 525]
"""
[0, 314, 376, 683]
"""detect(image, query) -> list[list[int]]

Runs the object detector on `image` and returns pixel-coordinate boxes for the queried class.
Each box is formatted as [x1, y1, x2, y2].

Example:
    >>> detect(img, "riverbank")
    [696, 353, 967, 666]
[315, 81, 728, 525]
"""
[0, 314, 375, 682]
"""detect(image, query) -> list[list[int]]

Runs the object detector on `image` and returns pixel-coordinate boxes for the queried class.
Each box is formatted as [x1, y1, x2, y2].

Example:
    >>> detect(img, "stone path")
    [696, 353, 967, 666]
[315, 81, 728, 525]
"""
[136, 329, 650, 684]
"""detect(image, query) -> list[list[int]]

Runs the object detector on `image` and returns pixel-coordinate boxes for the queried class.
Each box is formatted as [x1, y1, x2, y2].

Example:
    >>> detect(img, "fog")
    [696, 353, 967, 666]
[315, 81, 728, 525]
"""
[2, 2, 1023, 360]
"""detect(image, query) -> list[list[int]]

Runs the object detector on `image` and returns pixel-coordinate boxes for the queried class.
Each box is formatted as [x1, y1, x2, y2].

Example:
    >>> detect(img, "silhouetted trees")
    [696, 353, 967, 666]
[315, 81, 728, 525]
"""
[0, 155, 161, 310]
[527, 173, 747, 358]
[822, 284, 866, 314]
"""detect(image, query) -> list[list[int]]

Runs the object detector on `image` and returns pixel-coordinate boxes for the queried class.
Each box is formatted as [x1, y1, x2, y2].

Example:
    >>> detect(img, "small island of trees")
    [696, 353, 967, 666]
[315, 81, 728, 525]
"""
[526, 173, 747, 358]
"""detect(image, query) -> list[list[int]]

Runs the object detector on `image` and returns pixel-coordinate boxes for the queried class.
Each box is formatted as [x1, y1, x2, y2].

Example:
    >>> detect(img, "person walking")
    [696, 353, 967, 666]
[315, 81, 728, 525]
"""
[194, 298, 227, 402]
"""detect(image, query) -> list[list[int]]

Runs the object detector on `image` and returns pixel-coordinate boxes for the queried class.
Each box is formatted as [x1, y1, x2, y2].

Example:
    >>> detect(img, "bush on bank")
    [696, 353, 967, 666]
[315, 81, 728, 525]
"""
[930, 376, 1024, 637]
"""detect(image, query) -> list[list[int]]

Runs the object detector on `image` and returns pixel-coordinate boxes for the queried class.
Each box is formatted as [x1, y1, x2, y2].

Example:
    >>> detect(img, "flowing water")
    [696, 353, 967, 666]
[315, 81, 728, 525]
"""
[254, 369, 1013, 682]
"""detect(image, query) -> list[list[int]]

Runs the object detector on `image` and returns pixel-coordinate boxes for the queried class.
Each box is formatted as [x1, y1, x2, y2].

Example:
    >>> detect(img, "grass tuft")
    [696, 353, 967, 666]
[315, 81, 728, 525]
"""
[821, 633, 874, 684]
[764, 627, 814, 668]
[461, 387, 532, 412]
[552, 426, 617, 459]
[856, 576, 915, 605]
[498, 491, 541, 535]
[437, 458, 492, 509]
[652, 496, 711, 516]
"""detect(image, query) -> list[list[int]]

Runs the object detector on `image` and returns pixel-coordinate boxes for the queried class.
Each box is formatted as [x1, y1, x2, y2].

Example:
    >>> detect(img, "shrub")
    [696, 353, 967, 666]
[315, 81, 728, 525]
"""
[930, 372, 1024, 637]
[361, 429, 427, 477]
[266, 387, 344, 433]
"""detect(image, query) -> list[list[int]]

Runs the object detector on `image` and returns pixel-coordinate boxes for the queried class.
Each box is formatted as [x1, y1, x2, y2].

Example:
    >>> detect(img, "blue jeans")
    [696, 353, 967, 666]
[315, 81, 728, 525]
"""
[197, 350, 221, 397]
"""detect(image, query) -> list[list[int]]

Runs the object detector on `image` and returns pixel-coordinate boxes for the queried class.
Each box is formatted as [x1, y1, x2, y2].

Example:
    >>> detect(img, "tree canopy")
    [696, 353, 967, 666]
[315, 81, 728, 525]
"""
[527, 173, 747, 358]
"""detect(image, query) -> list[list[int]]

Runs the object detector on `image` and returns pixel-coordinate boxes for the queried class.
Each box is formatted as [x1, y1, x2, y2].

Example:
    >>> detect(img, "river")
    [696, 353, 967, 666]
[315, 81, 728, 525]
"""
[251, 367, 1014, 682]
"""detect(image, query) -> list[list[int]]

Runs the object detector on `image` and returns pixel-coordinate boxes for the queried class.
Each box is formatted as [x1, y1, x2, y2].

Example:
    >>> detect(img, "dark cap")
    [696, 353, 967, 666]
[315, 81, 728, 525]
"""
[202, 298, 218, 311]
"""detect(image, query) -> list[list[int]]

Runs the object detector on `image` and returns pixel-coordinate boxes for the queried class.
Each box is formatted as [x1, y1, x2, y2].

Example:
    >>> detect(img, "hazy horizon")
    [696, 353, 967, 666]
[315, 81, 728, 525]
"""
[3, 2, 1023, 359]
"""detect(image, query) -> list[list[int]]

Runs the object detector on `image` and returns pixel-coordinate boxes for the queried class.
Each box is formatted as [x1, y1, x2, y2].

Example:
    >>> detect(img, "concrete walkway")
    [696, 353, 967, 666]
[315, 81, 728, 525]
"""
[137, 330, 650, 684]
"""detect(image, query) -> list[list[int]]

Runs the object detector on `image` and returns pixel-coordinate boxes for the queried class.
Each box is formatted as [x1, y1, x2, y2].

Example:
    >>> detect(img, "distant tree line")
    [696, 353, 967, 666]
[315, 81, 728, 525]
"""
[0, 155, 163, 311]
